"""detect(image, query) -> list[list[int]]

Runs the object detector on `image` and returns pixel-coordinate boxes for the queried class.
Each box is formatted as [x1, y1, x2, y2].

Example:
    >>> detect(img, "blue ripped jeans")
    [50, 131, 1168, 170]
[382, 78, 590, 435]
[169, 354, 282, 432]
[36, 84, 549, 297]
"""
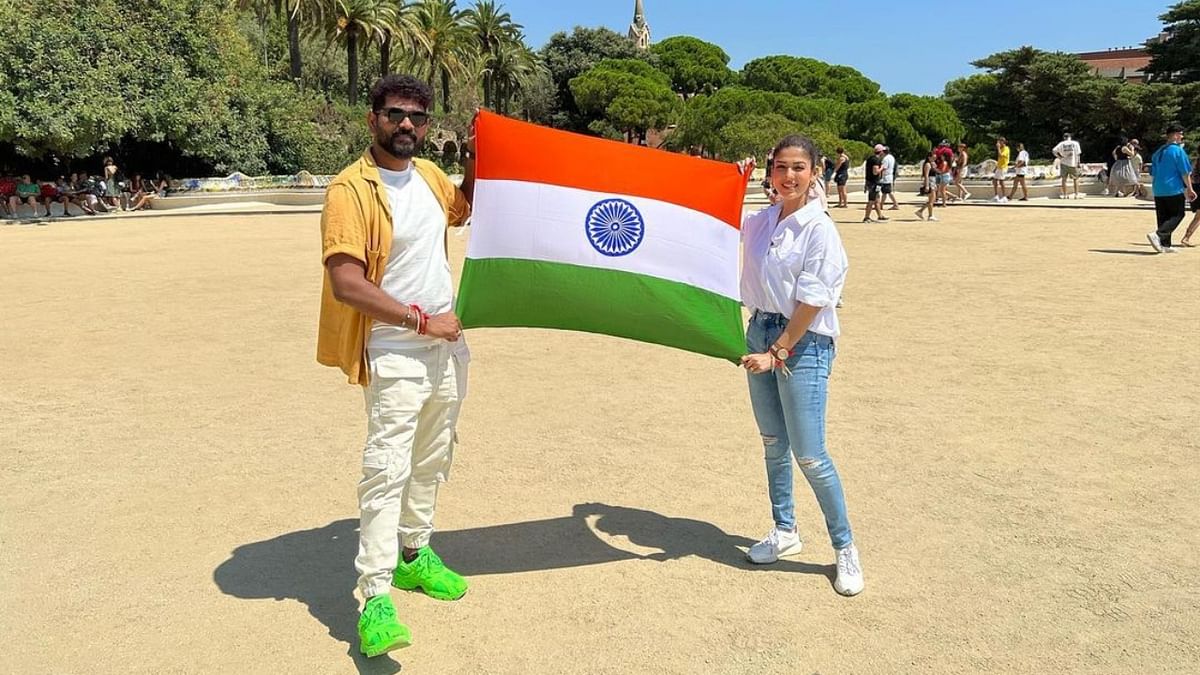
[746, 310, 853, 549]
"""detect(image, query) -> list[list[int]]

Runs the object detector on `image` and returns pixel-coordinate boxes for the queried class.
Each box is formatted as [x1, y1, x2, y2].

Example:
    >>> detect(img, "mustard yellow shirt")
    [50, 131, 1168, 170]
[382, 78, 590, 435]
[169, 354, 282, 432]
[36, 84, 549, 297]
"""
[997, 146, 1010, 171]
[317, 148, 470, 385]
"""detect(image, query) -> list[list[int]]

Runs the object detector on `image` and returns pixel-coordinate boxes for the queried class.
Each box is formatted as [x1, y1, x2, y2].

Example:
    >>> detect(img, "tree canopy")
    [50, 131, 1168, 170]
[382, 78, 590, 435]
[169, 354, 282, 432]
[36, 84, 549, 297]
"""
[1147, 0, 1200, 83]
[649, 36, 733, 98]
[741, 56, 882, 104]
[570, 59, 680, 144]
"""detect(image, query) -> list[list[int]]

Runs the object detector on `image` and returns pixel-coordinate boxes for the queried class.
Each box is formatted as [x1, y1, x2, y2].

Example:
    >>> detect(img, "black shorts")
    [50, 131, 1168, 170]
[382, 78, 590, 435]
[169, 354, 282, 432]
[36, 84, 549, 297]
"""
[866, 184, 880, 200]
[835, 174, 848, 186]
[879, 183, 893, 195]
[1191, 196, 1200, 213]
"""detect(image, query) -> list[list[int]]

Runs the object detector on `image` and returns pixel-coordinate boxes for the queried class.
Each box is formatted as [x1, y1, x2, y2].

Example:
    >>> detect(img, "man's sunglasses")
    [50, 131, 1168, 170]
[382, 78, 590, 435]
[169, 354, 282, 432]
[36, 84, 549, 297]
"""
[376, 108, 430, 126]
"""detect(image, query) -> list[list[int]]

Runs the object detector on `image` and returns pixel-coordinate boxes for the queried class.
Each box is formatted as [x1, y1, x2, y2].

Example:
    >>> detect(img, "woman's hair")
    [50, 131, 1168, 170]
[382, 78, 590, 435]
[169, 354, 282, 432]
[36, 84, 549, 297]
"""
[771, 135, 819, 166]
[835, 146, 844, 154]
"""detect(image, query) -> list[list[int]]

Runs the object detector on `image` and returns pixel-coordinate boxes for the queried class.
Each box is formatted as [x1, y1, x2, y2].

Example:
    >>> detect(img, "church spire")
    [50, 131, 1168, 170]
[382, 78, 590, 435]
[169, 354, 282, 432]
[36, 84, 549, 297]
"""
[628, 0, 651, 50]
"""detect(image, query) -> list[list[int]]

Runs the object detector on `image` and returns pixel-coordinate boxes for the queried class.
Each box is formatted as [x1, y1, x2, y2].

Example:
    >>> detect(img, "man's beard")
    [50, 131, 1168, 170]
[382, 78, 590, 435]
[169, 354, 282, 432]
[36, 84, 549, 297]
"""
[377, 130, 419, 160]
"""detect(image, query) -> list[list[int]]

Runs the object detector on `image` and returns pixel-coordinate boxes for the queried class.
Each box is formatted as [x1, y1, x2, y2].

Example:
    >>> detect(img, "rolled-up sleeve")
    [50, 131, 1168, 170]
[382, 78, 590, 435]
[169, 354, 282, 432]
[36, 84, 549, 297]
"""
[792, 226, 847, 308]
[321, 184, 367, 264]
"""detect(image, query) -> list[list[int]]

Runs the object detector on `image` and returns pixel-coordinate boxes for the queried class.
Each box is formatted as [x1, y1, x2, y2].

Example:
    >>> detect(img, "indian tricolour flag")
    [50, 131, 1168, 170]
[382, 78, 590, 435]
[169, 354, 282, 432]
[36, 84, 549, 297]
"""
[457, 111, 748, 362]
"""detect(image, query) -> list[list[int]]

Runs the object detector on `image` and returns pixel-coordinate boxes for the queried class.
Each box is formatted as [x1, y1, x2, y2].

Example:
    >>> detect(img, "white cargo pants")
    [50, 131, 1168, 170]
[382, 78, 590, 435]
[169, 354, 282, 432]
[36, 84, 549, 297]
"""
[356, 342, 467, 599]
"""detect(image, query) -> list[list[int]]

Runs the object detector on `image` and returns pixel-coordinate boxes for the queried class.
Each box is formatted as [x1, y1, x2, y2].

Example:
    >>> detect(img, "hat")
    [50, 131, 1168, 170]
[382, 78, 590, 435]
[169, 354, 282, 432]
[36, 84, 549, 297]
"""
[940, 139, 950, 145]
[873, 144, 885, 153]
[1166, 122, 1185, 134]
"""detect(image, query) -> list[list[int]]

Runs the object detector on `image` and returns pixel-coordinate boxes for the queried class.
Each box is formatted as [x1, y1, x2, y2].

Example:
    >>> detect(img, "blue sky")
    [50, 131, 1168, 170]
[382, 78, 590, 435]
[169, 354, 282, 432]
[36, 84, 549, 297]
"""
[501, 0, 1175, 96]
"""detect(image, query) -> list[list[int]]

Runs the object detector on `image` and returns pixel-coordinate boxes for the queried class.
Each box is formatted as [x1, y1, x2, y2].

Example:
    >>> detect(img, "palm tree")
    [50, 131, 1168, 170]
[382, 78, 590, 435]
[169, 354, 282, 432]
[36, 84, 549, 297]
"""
[412, 0, 472, 113]
[378, 1, 425, 78]
[485, 39, 542, 115]
[463, 0, 520, 109]
[324, 0, 395, 104]
[286, 0, 324, 85]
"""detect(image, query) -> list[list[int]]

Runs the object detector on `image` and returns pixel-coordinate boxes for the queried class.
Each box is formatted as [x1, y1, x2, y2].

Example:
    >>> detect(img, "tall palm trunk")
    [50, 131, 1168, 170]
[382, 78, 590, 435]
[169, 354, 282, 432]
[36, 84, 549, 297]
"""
[441, 70, 451, 113]
[380, 34, 391, 77]
[287, 9, 301, 84]
[347, 30, 360, 105]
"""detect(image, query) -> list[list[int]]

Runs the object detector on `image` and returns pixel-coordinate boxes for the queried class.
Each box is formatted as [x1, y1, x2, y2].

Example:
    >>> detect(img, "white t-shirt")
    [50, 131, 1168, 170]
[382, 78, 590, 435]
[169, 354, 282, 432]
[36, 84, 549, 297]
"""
[879, 154, 896, 184]
[1053, 140, 1081, 168]
[740, 200, 848, 338]
[1015, 150, 1030, 176]
[369, 164, 453, 349]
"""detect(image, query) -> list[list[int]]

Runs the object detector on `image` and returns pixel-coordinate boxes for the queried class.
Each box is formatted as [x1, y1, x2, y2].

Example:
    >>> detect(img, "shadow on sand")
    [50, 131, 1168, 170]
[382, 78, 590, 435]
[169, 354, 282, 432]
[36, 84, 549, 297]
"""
[213, 503, 833, 672]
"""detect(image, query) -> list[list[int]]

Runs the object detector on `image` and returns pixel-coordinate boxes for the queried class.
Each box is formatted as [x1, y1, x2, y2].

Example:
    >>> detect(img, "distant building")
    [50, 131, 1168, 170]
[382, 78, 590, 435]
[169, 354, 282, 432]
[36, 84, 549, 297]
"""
[628, 0, 651, 50]
[1075, 47, 1151, 84]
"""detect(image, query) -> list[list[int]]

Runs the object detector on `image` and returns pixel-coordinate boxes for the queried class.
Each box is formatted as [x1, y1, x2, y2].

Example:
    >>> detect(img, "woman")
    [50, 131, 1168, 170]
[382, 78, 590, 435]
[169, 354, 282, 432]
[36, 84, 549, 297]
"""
[102, 157, 121, 210]
[1110, 139, 1141, 197]
[1007, 142, 1030, 201]
[832, 146, 849, 208]
[737, 135, 864, 596]
[953, 143, 972, 201]
[919, 150, 934, 197]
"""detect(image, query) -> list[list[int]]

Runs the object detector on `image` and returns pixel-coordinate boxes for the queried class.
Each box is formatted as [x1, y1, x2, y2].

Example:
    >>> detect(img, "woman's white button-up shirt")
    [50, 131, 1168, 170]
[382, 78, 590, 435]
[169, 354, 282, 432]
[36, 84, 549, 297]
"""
[740, 200, 848, 338]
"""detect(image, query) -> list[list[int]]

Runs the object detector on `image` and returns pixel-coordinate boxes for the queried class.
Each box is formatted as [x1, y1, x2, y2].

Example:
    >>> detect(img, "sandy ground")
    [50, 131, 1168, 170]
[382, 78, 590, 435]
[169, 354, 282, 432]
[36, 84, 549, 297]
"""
[1, 204, 1198, 674]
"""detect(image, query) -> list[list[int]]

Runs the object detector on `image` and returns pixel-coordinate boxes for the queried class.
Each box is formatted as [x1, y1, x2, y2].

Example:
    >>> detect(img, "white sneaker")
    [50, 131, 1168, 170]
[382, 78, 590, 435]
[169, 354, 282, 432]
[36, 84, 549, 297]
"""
[1147, 232, 1164, 253]
[834, 544, 864, 596]
[992, 196, 1001, 202]
[928, 214, 939, 221]
[1000, 196, 1009, 203]
[1164, 246, 1178, 253]
[1102, 188, 1110, 196]
[746, 527, 803, 564]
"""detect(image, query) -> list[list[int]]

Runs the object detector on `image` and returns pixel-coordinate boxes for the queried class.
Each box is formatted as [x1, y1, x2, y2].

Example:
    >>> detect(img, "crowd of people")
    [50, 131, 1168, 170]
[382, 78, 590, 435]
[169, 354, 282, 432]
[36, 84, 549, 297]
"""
[1, 157, 168, 220]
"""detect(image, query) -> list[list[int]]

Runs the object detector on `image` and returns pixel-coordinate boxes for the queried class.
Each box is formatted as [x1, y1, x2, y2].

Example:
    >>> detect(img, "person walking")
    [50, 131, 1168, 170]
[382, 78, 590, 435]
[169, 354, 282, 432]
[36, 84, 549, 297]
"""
[863, 144, 886, 223]
[952, 142, 972, 201]
[1007, 142, 1030, 201]
[991, 137, 1009, 203]
[736, 135, 864, 597]
[1147, 123, 1196, 254]
[317, 74, 476, 658]
[832, 146, 849, 208]
[1053, 133, 1082, 199]
[879, 146, 899, 210]
[1180, 152, 1200, 247]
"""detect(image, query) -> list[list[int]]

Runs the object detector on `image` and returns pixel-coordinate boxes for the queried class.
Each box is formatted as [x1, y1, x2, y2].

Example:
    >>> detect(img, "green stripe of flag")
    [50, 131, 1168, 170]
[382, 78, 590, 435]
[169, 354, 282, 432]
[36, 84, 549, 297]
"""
[457, 258, 745, 362]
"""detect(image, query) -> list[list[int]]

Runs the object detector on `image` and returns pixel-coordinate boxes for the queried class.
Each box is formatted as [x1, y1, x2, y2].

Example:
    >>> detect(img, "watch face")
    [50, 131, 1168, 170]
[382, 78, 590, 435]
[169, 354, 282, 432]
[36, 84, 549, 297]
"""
[774, 347, 789, 360]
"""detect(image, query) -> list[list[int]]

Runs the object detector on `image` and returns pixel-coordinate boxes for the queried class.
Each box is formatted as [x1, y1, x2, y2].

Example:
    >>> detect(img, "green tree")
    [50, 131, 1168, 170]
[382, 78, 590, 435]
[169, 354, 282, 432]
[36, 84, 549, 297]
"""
[378, 0, 425, 78]
[464, 0, 521, 108]
[944, 46, 1167, 159]
[569, 59, 680, 144]
[844, 100, 925, 161]
[741, 55, 882, 104]
[671, 87, 846, 156]
[889, 94, 966, 147]
[323, 0, 395, 104]
[412, 0, 473, 112]
[1147, 1, 1200, 83]
[650, 36, 733, 98]
[540, 26, 648, 130]
[484, 39, 543, 115]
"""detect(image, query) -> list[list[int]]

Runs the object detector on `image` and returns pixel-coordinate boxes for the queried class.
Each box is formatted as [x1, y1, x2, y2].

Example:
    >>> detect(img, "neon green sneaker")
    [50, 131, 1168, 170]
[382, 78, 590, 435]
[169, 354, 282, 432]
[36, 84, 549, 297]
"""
[357, 595, 411, 657]
[391, 547, 468, 601]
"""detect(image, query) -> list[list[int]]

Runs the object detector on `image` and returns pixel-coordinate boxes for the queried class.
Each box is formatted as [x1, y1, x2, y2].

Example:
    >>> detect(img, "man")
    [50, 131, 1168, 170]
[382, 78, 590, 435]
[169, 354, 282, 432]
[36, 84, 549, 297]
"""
[863, 144, 886, 223]
[9, 175, 43, 219]
[1053, 132, 1082, 199]
[317, 74, 476, 658]
[45, 176, 76, 217]
[1007, 143, 1030, 201]
[879, 146, 899, 210]
[1147, 123, 1195, 254]
[992, 137, 1009, 203]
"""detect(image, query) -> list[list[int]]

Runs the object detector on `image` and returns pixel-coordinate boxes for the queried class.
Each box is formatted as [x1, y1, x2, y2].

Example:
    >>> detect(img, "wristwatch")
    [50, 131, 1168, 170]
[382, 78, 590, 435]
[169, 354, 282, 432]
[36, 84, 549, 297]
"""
[462, 148, 475, 160]
[771, 344, 792, 361]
